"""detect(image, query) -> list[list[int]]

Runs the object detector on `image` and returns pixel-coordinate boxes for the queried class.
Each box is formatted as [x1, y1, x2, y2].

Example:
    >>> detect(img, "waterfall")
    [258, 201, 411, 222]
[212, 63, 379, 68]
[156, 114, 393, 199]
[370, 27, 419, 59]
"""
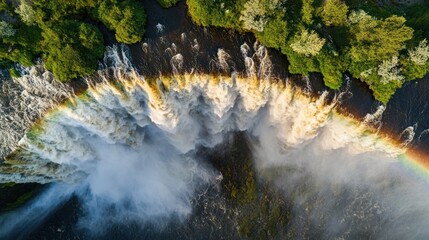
[0, 65, 73, 160]
[1, 44, 429, 239]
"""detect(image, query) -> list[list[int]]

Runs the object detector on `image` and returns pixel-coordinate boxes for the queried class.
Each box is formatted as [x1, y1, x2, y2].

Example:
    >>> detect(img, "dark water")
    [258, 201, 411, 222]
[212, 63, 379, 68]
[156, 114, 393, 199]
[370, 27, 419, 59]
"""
[2, 0, 429, 239]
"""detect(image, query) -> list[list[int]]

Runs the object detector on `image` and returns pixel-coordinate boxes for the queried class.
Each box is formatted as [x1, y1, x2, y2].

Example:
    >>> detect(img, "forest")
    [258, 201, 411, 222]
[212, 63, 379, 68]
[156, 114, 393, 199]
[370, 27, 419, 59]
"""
[0, 0, 146, 81]
[1, 0, 429, 103]
[187, 0, 429, 103]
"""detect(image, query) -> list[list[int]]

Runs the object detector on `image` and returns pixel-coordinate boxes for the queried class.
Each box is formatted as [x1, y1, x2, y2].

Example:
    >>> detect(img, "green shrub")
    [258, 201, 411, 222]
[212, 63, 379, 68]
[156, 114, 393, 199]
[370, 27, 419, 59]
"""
[96, 0, 146, 44]
[317, 50, 347, 89]
[255, 13, 289, 49]
[319, 0, 348, 26]
[186, 0, 244, 28]
[0, 0, 148, 81]
[283, 46, 320, 75]
[42, 21, 104, 81]
[157, 0, 181, 8]
[8, 67, 20, 78]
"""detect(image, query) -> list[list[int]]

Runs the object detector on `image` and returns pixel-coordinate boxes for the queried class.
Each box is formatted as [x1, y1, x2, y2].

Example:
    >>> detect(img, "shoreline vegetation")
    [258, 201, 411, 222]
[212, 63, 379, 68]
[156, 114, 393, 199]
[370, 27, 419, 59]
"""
[0, 0, 429, 102]
[0, 0, 147, 81]
[186, 0, 429, 104]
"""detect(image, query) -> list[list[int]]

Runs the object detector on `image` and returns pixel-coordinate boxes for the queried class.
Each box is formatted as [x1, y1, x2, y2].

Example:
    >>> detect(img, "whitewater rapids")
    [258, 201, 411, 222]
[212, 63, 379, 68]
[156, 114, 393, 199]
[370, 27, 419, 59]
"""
[1, 45, 429, 239]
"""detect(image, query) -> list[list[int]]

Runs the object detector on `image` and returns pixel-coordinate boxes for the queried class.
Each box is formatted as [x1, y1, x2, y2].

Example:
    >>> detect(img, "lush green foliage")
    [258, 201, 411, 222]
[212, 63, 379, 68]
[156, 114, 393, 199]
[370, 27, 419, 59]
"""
[157, 0, 181, 8]
[41, 21, 104, 81]
[0, 0, 8, 11]
[320, 0, 348, 26]
[348, 12, 413, 62]
[302, 0, 315, 24]
[254, 13, 288, 49]
[317, 50, 347, 89]
[0, 21, 15, 37]
[95, 0, 146, 44]
[0, 24, 42, 67]
[187, 0, 245, 28]
[186, 0, 429, 103]
[0, 0, 147, 81]
[290, 29, 326, 56]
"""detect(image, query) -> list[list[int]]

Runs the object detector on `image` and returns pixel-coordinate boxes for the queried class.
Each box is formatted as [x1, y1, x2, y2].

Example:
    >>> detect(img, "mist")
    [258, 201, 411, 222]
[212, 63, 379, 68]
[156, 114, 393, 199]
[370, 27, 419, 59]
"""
[1, 45, 429, 239]
[252, 112, 429, 239]
[0, 184, 75, 239]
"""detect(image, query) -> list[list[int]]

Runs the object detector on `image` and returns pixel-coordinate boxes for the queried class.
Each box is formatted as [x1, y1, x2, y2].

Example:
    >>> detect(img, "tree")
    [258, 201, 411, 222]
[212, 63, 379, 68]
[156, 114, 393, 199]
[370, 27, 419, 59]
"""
[301, 0, 314, 24]
[348, 11, 413, 62]
[115, 1, 146, 44]
[96, 2, 121, 29]
[0, 0, 9, 11]
[15, 0, 36, 25]
[290, 29, 325, 56]
[79, 24, 103, 52]
[157, 0, 180, 8]
[0, 0, 149, 81]
[317, 50, 347, 89]
[45, 44, 93, 81]
[255, 13, 288, 49]
[96, 0, 146, 44]
[186, 0, 244, 29]
[320, 0, 348, 26]
[408, 39, 429, 65]
[347, 9, 371, 24]
[377, 56, 404, 84]
[0, 21, 16, 37]
[239, 0, 281, 32]
[41, 21, 104, 81]
[401, 59, 428, 81]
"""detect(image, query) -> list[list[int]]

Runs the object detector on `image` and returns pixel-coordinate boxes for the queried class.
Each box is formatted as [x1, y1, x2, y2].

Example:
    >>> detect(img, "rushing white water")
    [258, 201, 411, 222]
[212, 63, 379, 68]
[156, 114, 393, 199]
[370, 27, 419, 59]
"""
[0, 65, 72, 159]
[2, 44, 429, 239]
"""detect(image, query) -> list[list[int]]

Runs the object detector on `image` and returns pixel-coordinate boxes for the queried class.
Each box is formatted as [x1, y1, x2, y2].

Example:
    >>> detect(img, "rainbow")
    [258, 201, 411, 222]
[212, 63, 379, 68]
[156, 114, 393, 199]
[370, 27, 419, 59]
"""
[334, 111, 429, 184]
[5, 66, 429, 186]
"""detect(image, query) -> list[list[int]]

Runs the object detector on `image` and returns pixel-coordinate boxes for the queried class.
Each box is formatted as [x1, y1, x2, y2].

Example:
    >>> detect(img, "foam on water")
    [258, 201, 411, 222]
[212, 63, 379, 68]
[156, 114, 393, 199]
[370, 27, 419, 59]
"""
[1, 45, 429, 238]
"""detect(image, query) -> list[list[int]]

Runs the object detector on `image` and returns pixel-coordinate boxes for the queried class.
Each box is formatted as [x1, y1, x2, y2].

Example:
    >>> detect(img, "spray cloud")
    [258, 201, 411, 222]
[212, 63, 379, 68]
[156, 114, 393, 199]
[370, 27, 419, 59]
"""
[1, 44, 429, 239]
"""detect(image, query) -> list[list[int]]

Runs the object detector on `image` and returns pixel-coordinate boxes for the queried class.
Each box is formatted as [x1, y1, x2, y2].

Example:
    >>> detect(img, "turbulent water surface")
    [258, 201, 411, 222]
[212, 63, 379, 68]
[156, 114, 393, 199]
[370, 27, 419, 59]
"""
[0, 42, 428, 239]
[2, 2, 429, 237]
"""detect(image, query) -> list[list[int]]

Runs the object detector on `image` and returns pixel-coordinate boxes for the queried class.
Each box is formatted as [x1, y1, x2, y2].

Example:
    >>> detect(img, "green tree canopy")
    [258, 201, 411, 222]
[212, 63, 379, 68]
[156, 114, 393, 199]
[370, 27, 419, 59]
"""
[239, 0, 282, 32]
[290, 29, 326, 56]
[301, 0, 314, 24]
[41, 21, 104, 81]
[255, 13, 289, 49]
[0, 21, 15, 37]
[0, 0, 147, 81]
[320, 0, 348, 26]
[408, 39, 429, 65]
[187, 0, 245, 28]
[15, 1, 36, 25]
[348, 11, 413, 62]
[96, 0, 146, 44]
[157, 0, 180, 8]
[184, 0, 429, 104]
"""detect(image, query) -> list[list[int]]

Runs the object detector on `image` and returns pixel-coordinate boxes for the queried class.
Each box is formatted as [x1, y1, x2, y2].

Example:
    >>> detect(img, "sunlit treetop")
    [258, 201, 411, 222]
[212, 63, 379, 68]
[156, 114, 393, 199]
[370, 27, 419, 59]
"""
[186, 0, 429, 103]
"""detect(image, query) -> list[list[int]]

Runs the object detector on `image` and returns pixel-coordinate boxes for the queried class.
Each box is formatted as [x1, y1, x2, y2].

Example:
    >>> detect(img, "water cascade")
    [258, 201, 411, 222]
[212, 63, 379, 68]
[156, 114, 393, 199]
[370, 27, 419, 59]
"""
[1, 44, 429, 239]
[0, 66, 72, 159]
